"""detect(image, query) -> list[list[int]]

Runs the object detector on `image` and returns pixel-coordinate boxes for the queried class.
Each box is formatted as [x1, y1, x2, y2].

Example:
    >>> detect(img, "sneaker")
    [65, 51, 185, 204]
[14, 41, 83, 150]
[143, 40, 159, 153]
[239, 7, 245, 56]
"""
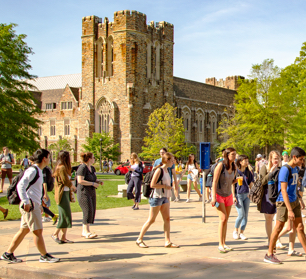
[39, 253, 60, 263]
[174, 198, 179, 202]
[1, 252, 22, 263]
[52, 214, 58, 225]
[186, 199, 190, 203]
[199, 197, 202, 202]
[239, 233, 248, 240]
[233, 231, 240, 240]
[264, 254, 282, 264]
[42, 217, 50, 223]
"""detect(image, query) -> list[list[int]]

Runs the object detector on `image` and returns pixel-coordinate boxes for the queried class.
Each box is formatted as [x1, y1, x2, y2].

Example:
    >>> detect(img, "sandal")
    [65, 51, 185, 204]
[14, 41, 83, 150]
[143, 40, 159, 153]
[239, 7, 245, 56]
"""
[165, 242, 180, 248]
[288, 250, 303, 257]
[218, 247, 227, 253]
[83, 233, 97, 239]
[276, 241, 287, 250]
[136, 239, 148, 248]
[51, 235, 62, 244]
[224, 246, 233, 251]
[61, 239, 74, 243]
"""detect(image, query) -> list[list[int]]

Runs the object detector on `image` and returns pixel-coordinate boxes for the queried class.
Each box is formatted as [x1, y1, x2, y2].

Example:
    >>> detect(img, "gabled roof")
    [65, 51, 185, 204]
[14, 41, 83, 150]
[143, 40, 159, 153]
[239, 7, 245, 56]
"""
[41, 89, 65, 109]
[27, 73, 82, 90]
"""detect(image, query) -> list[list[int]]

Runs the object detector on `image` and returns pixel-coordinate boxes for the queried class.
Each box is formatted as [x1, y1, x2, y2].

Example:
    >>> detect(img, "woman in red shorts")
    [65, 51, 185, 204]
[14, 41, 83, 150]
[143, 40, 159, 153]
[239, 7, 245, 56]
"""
[211, 147, 238, 253]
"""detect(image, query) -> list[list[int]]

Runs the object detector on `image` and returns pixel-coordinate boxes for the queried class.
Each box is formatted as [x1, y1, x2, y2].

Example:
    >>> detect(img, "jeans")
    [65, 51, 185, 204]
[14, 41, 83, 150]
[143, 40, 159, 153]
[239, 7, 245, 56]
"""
[235, 193, 250, 231]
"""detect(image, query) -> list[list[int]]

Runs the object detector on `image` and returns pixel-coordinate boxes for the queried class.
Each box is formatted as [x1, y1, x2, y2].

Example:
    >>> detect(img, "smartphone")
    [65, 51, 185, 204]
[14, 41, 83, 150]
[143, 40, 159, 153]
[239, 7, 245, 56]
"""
[215, 202, 220, 208]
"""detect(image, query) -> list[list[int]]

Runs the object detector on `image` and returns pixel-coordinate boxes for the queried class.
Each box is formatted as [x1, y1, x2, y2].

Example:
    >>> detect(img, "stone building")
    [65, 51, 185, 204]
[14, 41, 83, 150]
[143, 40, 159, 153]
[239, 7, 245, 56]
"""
[29, 10, 241, 161]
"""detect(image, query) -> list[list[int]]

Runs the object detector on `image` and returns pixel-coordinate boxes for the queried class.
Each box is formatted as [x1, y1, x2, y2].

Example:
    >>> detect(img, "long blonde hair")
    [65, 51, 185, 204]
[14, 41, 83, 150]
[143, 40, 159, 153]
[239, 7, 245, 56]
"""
[130, 153, 140, 164]
[267, 150, 282, 171]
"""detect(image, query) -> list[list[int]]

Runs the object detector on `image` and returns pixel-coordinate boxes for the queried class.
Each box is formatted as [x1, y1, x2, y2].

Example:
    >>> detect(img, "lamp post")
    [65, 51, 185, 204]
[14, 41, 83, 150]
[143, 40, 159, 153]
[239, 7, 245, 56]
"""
[99, 138, 103, 172]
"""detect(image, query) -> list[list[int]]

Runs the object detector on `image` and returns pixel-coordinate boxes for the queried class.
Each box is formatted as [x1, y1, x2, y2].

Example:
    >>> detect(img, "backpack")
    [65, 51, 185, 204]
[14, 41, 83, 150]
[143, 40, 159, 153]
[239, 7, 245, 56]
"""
[249, 174, 264, 204]
[43, 166, 54, 192]
[143, 168, 163, 198]
[125, 171, 132, 184]
[268, 164, 292, 204]
[206, 162, 225, 188]
[7, 166, 40, 205]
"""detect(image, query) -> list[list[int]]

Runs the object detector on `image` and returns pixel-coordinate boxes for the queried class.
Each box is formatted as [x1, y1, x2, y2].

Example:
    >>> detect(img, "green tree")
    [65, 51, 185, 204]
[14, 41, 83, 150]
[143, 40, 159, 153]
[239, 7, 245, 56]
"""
[140, 103, 193, 159]
[82, 132, 121, 170]
[284, 42, 306, 150]
[0, 23, 42, 152]
[218, 59, 292, 155]
[48, 139, 72, 160]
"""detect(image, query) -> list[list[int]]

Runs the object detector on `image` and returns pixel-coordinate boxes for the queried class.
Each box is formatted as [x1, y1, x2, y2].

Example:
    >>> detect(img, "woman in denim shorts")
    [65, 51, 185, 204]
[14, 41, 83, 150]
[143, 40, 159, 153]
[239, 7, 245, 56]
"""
[136, 152, 179, 248]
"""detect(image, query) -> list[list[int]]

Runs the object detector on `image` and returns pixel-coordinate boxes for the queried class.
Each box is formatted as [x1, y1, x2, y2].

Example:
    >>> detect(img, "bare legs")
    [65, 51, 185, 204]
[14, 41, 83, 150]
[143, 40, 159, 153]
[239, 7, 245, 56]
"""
[216, 203, 232, 249]
[264, 213, 275, 244]
[137, 202, 171, 245]
[187, 179, 202, 200]
[52, 228, 68, 241]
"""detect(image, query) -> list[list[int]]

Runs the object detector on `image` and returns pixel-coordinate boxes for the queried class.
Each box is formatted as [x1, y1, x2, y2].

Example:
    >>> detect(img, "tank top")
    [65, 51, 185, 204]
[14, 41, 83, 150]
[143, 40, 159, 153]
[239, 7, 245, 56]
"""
[152, 168, 171, 198]
[216, 165, 235, 197]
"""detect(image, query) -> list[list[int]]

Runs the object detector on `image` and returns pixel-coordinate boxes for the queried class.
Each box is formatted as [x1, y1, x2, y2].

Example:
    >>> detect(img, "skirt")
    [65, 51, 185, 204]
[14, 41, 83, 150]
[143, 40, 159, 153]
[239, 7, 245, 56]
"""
[57, 191, 72, 228]
[260, 185, 276, 214]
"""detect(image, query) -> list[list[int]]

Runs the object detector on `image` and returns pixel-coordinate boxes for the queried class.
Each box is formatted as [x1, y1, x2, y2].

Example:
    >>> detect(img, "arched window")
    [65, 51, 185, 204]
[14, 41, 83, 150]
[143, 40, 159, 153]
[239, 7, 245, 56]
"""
[209, 112, 217, 142]
[96, 37, 104, 78]
[98, 100, 111, 133]
[196, 109, 205, 143]
[182, 106, 191, 142]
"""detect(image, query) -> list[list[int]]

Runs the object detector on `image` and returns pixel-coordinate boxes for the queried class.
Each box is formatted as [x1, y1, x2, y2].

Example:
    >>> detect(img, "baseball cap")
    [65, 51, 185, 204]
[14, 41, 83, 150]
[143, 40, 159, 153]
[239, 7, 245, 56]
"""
[282, 151, 289, 156]
[256, 154, 262, 159]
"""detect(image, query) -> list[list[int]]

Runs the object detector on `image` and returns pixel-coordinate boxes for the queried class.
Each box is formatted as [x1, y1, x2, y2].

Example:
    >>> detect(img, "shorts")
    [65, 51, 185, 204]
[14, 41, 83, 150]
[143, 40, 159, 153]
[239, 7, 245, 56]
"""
[187, 174, 193, 181]
[149, 197, 169, 207]
[1, 168, 13, 179]
[20, 201, 43, 232]
[216, 193, 233, 207]
[276, 199, 301, 223]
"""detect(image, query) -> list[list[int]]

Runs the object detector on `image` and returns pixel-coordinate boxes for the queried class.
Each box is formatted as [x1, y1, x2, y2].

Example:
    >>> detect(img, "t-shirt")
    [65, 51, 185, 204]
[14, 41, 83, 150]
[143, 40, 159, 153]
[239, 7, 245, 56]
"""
[77, 163, 97, 189]
[154, 158, 175, 184]
[23, 158, 29, 167]
[0, 153, 14, 169]
[235, 168, 254, 194]
[277, 165, 299, 203]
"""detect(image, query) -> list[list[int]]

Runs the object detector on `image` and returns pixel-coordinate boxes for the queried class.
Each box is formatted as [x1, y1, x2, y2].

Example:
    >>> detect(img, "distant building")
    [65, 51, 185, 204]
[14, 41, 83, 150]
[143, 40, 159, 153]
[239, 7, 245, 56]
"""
[29, 10, 243, 161]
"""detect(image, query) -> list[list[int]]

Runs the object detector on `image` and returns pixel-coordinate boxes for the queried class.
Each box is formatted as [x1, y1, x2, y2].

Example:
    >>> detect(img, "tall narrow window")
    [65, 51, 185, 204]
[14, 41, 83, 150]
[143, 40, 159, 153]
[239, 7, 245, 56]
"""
[107, 36, 113, 76]
[146, 41, 151, 78]
[64, 119, 70, 136]
[50, 120, 56, 136]
[98, 100, 111, 133]
[155, 42, 160, 80]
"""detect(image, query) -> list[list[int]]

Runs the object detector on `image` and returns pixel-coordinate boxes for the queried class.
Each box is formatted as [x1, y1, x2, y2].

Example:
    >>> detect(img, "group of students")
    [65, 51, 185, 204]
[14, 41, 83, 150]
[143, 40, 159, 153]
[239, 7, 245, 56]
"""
[1, 149, 104, 263]
[210, 147, 306, 264]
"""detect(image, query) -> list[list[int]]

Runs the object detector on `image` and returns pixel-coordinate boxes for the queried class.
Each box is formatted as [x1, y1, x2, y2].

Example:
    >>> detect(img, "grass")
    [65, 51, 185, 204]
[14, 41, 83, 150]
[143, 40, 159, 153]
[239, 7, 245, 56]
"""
[0, 174, 148, 221]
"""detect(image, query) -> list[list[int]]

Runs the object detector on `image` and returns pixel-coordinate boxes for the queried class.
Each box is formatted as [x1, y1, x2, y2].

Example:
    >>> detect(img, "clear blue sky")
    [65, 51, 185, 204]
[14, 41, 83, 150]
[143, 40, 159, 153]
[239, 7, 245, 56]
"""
[1, 0, 306, 83]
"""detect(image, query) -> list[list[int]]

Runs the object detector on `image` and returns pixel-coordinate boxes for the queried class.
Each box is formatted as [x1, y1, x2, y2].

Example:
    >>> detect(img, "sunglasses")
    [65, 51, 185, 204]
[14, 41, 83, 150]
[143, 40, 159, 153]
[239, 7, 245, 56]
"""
[167, 157, 172, 161]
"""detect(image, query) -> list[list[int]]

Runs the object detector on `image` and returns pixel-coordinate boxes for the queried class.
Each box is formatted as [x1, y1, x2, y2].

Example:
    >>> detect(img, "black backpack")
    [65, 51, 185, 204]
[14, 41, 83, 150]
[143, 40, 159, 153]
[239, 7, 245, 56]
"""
[7, 166, 40, 205]
[268, 164, 292, 204]
[43, 166, 54, 192]
[206, 162, 225, 188]
[143, 168, 163, 198]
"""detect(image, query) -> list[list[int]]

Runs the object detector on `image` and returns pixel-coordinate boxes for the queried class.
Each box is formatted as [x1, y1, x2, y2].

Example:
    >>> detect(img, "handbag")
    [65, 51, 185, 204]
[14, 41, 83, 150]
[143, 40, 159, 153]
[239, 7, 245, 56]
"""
[249, 174, 264, 204]
[70, 190, 76, 203]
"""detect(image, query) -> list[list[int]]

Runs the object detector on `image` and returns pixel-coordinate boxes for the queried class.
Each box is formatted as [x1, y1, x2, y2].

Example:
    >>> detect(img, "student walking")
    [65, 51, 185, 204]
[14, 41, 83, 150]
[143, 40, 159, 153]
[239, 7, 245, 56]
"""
[211, 147, 238, 253]
[136, 152, 179, 248]
[127, 153, 143, 210]
[77, 152, 103, 239]
[51, 151, 77, 244]
[258, 151, 284, 249]
[264, 147, 306, 264]
[0, 147, 15, 193]
[1, 149, 60, 263]
[181, 154, 202, 203]
[233, 155, 254, 240]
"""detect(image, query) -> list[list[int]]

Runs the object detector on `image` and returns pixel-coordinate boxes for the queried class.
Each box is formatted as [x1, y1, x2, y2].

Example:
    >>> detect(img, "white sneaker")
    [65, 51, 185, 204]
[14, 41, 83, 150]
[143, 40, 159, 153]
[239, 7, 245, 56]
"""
[42, 217, 51, 223]
[186, 199, 190, 203]
[174, 198, 179, 202]
[233, 231, 240, 240]
[199, 197, 202, 202]
[239, 233, 248, 240]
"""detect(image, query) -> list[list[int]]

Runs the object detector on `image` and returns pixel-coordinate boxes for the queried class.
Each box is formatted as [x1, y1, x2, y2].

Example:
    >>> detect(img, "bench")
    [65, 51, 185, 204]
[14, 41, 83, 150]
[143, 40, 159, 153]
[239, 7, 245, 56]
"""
[179, 180, 187, 192]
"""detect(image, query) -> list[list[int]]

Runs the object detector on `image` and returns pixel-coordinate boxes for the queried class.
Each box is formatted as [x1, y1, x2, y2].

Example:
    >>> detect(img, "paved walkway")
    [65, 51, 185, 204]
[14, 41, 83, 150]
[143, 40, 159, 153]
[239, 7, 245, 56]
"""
[1, 184, 306, 278]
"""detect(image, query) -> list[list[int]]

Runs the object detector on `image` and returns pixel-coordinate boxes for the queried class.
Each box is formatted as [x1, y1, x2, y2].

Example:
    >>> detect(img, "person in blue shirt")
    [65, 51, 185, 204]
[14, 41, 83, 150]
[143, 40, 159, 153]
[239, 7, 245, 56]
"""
[153, 148, 178, 201]
[264, 147, 306, 265]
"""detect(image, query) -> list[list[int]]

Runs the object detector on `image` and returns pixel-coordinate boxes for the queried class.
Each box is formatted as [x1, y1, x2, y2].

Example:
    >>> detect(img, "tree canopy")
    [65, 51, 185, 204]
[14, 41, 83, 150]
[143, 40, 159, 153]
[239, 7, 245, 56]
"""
[140, 103, 194, 159]
[0, 23, 41, 152]
[48, 138, 72, 160]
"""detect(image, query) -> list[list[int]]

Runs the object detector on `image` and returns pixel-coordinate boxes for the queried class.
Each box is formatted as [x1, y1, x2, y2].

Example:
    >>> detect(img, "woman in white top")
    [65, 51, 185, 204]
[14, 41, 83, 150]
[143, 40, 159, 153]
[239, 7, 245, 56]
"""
[136, 152, 179, 248]
[181, 154, 202, 203]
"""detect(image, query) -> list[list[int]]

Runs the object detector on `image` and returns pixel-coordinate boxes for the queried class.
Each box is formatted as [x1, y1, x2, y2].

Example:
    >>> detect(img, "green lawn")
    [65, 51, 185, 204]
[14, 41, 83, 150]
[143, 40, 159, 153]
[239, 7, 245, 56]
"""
[0, 174, 148, 221]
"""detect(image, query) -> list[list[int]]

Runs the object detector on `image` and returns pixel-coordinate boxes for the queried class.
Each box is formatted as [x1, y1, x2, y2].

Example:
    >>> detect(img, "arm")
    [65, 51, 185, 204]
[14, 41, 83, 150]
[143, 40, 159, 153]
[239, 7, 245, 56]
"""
[17, 168, 37, 207]
[181, 165, 188, 177]
[150, 168, 171, 190]
[281, 181, 295, 220]
[211, 163, 223, 206]
[172, 168, 178, 188]
[260, 164, 269, 185]
[43, 183, 49, 201]
[77, 176, 99, 188]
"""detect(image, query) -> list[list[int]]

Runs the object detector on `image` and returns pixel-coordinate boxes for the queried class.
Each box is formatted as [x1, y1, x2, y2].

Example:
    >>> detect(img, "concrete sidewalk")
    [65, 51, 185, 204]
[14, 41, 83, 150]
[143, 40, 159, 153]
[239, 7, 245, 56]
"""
[1, 189, 306, 279]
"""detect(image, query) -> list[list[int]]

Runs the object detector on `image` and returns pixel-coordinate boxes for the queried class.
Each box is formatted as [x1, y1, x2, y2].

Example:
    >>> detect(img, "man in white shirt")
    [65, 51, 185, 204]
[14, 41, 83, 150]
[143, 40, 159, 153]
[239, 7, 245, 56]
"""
[1, 149, 60, 263]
